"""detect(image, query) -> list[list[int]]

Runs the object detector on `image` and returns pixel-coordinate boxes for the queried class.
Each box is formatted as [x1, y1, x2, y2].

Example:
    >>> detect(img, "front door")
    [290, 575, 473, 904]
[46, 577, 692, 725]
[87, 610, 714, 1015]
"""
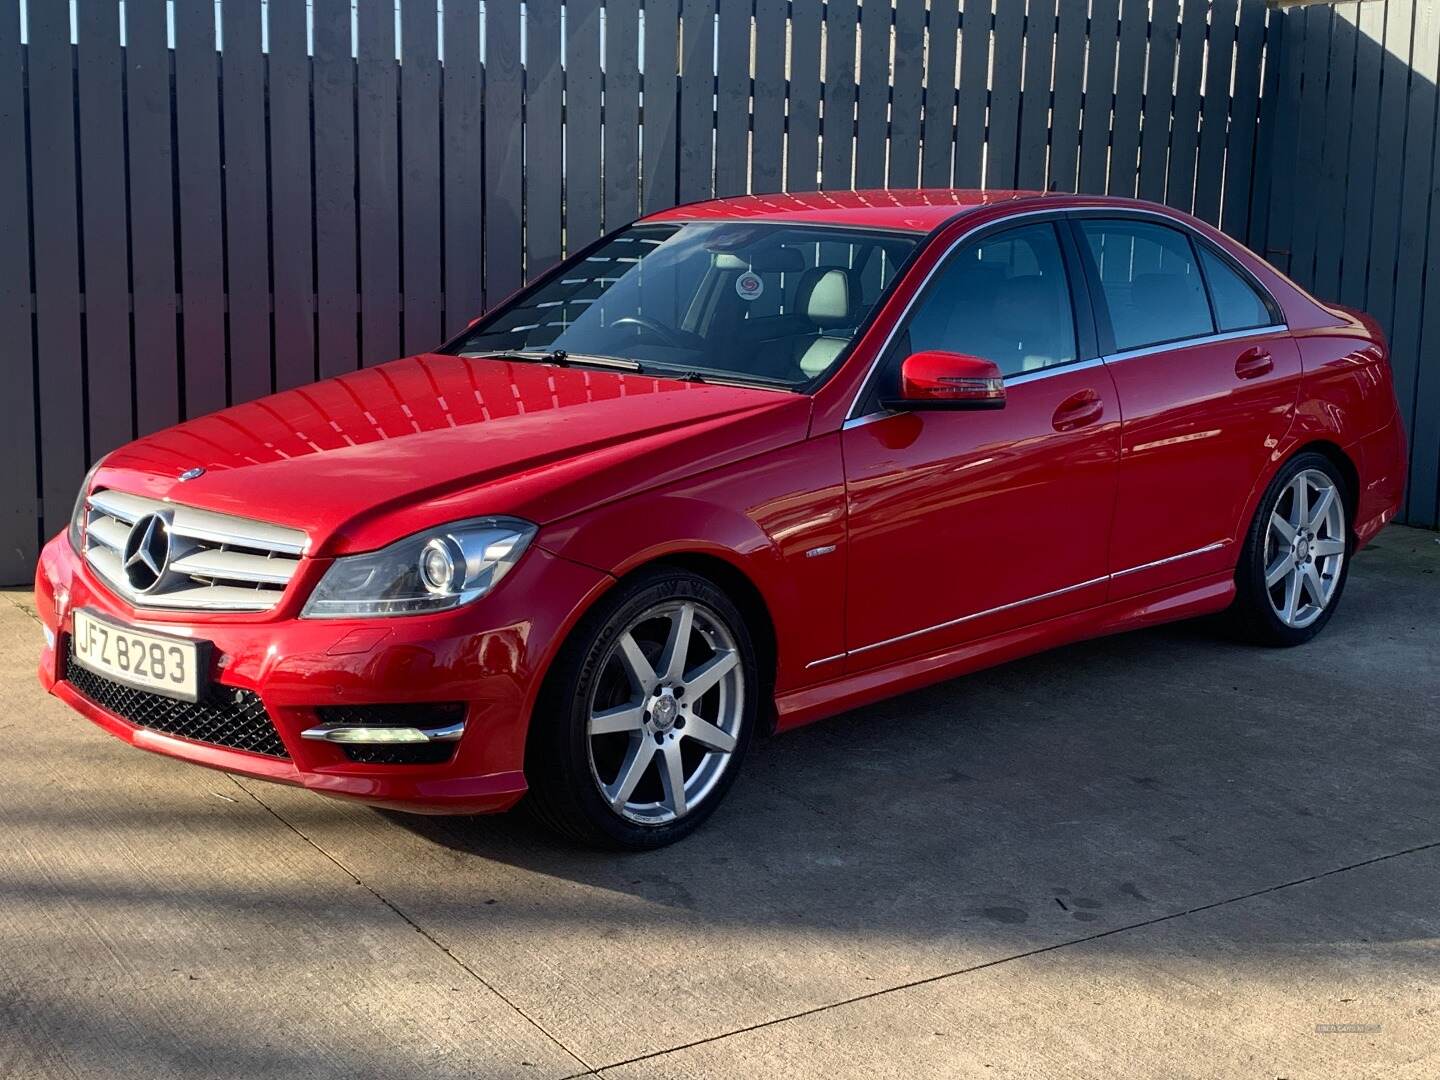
[841, 220, 1121, 674]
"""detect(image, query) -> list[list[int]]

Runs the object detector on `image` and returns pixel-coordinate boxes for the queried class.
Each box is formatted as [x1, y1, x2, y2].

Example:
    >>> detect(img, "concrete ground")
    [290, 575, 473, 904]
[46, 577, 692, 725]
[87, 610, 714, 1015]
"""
[2, 527, 1437, 1079]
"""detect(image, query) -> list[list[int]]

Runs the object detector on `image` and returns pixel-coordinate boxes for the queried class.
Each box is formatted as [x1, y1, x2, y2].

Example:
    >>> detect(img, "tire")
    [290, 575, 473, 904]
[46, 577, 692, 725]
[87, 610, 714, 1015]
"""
[524, 566, 758, 849]
[1230, 451, 1352, 646]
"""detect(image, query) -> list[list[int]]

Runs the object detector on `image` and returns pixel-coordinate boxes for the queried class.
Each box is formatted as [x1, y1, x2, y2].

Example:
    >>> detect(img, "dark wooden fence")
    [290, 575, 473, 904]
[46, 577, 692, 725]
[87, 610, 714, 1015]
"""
[1259, 0, 1440, 535]
[0, 0, 1305, 583]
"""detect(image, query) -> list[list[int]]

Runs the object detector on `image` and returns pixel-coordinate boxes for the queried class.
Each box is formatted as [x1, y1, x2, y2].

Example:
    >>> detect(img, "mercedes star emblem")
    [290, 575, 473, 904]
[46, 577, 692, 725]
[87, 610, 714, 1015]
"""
[122, 513, 172, 593]
[179, 467, 206, 481]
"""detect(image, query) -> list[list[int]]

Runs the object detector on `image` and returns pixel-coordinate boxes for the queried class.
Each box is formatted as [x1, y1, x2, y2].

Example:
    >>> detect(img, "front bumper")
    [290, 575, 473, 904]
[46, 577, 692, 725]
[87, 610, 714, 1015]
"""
[34, 532, 613, 814]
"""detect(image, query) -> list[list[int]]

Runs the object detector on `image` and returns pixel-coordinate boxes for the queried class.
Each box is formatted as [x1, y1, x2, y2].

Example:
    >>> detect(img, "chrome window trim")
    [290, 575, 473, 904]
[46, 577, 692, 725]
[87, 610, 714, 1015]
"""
[815, 539, 1232, 666]
[843, 204, 1291, 421]
[1101, 324, 1288, 366]
[1002, 355, 1109, 388]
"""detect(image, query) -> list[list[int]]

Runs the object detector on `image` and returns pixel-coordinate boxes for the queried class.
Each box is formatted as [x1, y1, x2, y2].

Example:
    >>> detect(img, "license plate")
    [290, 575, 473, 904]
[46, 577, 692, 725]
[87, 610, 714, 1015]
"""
[71, 609, 208, 703]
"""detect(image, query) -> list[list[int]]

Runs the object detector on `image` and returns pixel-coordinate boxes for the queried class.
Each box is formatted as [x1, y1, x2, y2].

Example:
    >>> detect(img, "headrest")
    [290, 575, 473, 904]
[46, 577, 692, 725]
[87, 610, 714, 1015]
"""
[796, 268, 853, 326]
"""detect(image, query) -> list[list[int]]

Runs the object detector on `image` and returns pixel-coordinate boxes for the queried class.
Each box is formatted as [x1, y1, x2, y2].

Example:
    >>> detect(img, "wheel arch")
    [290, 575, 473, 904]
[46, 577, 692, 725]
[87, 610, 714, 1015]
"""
[1236, 438, 1362, 555]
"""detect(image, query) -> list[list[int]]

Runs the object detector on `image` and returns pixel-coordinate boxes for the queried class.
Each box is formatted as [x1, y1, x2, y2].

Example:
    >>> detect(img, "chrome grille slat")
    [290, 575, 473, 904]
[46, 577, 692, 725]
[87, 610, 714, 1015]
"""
[169, 549, 297, 586]
[82, 489, 308, 612]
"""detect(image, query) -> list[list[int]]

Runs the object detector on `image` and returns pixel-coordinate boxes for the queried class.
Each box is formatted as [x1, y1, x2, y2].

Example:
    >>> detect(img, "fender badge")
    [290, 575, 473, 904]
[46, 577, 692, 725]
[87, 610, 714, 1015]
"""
[178, 467, 206, 481]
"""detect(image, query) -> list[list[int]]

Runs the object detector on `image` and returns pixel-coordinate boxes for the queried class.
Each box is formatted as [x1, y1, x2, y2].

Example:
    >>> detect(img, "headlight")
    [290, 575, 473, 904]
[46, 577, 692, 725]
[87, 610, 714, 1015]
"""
[68, 460, 105, 554]
[301, 517, 537, 618]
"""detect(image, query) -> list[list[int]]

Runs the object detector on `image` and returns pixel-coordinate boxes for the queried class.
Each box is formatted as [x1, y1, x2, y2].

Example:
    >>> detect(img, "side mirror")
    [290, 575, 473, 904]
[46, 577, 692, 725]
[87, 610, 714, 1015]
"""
[882, 351, 1007, 410]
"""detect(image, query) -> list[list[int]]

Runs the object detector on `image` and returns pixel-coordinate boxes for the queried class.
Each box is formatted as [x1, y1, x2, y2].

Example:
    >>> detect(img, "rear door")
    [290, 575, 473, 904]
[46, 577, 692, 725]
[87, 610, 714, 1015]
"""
[1071, 215, 1301, 599]
[840, 218, 1121, 673]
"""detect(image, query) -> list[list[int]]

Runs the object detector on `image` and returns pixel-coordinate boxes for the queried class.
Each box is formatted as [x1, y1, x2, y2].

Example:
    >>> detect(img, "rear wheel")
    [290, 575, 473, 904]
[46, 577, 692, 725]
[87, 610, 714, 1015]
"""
[525, 567, 756, 849]
[1231, 452, 1351, 646]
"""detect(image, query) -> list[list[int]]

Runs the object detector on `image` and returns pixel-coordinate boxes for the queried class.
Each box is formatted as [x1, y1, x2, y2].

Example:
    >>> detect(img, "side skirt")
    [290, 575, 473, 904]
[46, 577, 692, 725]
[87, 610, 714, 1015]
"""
[773, 572, 1236, 732]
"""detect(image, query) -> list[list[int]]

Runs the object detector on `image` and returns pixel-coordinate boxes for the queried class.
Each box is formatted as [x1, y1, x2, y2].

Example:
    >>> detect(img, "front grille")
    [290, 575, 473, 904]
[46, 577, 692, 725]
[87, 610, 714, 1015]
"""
[64, 639, 289, 759]
[314, 703, 463, 765]
[82, 488, 308, 612]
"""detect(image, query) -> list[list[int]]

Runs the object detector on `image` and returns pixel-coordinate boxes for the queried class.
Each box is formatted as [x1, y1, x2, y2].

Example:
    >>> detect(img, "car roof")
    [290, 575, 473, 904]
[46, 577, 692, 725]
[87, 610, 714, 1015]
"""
[639, 188, 1053, 233]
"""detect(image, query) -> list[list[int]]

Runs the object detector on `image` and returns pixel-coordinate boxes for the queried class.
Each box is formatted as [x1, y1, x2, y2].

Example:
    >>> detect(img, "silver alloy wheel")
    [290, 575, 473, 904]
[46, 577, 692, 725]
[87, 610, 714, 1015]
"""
[586, 600, 745, 825]
[1264, 468, 1347, 629]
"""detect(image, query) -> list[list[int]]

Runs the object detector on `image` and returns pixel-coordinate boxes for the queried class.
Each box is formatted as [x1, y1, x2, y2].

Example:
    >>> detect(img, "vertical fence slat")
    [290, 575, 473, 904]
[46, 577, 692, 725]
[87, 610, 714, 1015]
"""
[920, 0, 960, 188]
[1221, 0, 1268, 241]
[1390, 0, 1439, 522]
[888, 0, 926, 187]
[1165, 0, 1208, 211]
[1311, 3, 1360, 300]
[603, 0, 642, 230]
[400, 0, 442, 348]
[222, 1, 273, 397]
[985, 0, 1024, 189]
[1411, 2, 1440, 526]
[77, 1, 135, 453]
[1287, 7, 1334, 287]
[484, 0, 524, 302]
[1108, 0, 1149, 197]
[752, 0, 786, 194]
[1362, 1, 1412, 326]
[1245, 6, 1282, 255]
[0, 1, 36, 577]
[1016, 0, 1056, 191]
[713, 2, 749, 197]
[854, 0, 891, 189]
[314, 0, 359, 370]
[442, 0, 482, 335]
[1260, 7, 1307, 269]
[678, 0, 716, 203]
[821, 0, 859, 189]
[953, 1, 991, 188]
[356, 0, 400, 361]
[1194, 0, 1239, 224]
[642, 0, 681, 213]
[1078, 0, 1120, 195]
[174, 0, 228, 414]
[127, 2, 180, 432]
[270, 0, 317, 385]
[29, 1, 85, 534]
[787, 0, 824, 192]
[566, 0, 604, 244]
[1045, 1, 1083, 193]
[1337, 1, 1385, 309]
[1137, 0, 1179, 202]
[527, 0, 564, 276]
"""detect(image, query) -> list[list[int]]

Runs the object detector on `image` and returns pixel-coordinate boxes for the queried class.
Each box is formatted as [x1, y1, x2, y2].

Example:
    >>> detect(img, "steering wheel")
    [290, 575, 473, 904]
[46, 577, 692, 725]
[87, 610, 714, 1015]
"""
[609, 315, 691, 349]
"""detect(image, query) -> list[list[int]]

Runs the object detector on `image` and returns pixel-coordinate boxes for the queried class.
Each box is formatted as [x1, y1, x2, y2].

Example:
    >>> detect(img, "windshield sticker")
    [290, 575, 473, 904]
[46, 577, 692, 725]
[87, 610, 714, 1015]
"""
[735, 271, 765, 301]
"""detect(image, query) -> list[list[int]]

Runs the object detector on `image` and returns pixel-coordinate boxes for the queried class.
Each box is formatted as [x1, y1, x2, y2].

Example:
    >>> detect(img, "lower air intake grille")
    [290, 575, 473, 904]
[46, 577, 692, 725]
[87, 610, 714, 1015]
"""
[64, 639, 289, 759]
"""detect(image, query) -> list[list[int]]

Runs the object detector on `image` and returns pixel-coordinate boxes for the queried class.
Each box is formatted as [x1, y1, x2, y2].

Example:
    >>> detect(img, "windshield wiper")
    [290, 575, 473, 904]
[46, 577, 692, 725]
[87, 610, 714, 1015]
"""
[466, 349, 644, 373]
[645, 364, 797, 391]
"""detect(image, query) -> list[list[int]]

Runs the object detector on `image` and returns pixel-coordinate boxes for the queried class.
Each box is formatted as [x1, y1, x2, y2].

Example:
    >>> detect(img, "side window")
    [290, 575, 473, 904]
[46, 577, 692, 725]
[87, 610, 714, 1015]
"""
[905, 222, 1077, 377]
[1078, 219, 1214, 351]
[1199, 246, 1276, 331]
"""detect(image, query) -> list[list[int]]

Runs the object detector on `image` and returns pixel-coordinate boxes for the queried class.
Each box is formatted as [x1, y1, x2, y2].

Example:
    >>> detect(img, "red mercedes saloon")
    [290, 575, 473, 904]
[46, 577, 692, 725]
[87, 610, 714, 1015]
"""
[35, 190, 1407, 848]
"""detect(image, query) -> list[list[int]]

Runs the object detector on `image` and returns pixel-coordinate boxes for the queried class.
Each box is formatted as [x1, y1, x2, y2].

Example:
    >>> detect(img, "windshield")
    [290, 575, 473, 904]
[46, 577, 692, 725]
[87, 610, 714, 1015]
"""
[449, 222, 919, 388]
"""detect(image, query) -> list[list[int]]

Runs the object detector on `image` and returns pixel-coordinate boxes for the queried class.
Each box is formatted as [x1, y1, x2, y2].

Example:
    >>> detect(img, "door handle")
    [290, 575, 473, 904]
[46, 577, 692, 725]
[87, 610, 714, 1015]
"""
[1052, 388, 1104, 432]
[1234, 346, 1274, 380]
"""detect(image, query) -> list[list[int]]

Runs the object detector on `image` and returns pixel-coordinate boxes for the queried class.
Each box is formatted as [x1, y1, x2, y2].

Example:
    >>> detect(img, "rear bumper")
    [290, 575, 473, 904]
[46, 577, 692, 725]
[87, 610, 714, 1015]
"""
[1350, 411, 1408, 548]
[35, 532, 613, 814]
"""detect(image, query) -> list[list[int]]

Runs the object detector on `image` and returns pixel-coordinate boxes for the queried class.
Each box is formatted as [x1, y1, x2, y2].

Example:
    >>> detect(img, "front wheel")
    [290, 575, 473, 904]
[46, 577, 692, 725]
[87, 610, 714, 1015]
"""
[1230, 452, 1351, 646]
[524, 567, 757, 849]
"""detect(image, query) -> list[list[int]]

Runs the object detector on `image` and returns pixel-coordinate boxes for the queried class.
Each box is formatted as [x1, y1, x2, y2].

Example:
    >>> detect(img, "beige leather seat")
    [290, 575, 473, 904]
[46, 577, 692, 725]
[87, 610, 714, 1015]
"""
[792, 268, 857, 377]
